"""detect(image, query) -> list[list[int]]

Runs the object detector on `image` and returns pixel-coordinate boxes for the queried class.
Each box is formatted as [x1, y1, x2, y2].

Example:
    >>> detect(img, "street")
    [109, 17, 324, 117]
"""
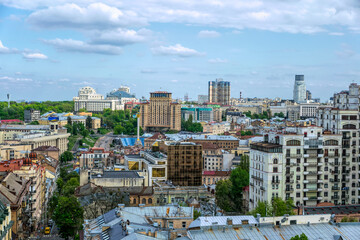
[94, 132, 114, 151]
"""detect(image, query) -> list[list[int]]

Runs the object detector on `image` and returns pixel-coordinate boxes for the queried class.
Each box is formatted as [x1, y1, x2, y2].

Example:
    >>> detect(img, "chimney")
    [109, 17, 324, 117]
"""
[227, 218, 233, 226]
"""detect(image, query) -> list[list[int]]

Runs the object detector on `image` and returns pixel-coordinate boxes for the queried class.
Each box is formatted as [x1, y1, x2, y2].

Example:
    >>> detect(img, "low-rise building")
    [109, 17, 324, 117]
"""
[0, 172, 31, 238]
[79, 147, 111, 169]
[202, 170, 231, 185]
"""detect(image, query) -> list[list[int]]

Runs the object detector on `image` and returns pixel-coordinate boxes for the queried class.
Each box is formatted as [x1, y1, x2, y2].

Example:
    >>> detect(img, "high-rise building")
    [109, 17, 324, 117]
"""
[293, 75, 306, 103]
[208, 78, 230, 105]
[306, 90, 312, 101]
[139, 91, 181, 132]
[167, 142, 203, 186]
[249, 126, 346, 210]
[198, 95, 208, 104]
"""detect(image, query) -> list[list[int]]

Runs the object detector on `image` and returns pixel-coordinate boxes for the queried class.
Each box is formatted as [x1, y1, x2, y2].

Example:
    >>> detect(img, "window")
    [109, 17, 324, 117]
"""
[324, 192, 328, 197]
[296, 184, 300, 189]
[133, 199, 136, 204]
[182, 222, 186, 228]
[296, 192, 300, 197]
[273, 167, 278, 173]
[142, 198, 146, 204]
[324, 184, 328, 188]
[148, 198, 153, 204]
[169, 221, 174, 229]
[286, 140, 301, 146]
[324, 140, 339, 146]
[297, 176, 300, 180]
[273, 158, 278, 164]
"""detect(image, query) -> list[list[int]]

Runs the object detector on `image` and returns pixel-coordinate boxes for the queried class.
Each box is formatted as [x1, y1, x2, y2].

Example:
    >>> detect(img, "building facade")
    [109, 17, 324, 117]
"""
[249, 126, 356, 211]
[24, 109, 40, 123]
[293, 75, 306, 103]
[167, 142, 202, 186]
[139, 92, 181, 132]
[73, 86, 121, 112]
[208, 78, 230, 105]
[181, 107, 213, 122]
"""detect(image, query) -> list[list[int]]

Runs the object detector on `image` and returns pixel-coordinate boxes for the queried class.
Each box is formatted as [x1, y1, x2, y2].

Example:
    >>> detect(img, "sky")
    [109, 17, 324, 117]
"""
[0, 0, 360, 102]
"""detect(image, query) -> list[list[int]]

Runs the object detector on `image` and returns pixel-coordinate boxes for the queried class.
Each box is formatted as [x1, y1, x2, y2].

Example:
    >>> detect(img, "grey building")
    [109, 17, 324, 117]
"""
[24, 109, 40, 123]
[208, 78, 230, 105]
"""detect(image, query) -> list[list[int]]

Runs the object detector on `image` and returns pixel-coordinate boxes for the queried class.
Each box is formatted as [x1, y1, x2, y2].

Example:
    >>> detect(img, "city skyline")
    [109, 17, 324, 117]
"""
[0, 1, 360, 101]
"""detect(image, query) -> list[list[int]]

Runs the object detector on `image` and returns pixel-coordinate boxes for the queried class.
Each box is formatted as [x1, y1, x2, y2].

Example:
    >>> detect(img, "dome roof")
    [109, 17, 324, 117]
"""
[23, 158, 32, 165]
[29, 152, 37, 159]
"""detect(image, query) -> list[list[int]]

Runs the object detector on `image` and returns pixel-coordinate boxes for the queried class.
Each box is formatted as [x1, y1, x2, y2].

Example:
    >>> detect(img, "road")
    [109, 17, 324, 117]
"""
[94, 132, 113, 151]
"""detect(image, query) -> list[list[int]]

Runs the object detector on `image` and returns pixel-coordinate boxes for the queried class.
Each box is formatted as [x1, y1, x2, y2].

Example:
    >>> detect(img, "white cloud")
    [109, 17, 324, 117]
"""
[208, 58, 228, 63]
[0, 40, 18, 54]
[0, 76, 33, 82]
[198, 30, 221, 38]
[90, 28, 151, 46]
[43, 38, 123, 55]
[27, 3, 146, 29]
[23, 52, 48, 59]
[336, 44, 356, 58]
[329, 32, 344, 36]
[151, 44, 204, 57]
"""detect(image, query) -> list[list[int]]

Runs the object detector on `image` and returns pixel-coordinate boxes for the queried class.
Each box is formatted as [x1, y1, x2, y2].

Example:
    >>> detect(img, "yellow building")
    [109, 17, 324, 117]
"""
[139, 91, 181, 132]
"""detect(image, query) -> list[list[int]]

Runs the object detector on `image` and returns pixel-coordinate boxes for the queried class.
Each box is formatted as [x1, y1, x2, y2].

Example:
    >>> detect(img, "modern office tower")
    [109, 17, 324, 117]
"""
[208, 78, 230, 105]
[181, 107, 213, 122]
[167, 142, 203, 186]
[293, 75, 306, 103]
[198, 95, 208, 104]
[139, 91, 181, 132]
[249, 126, 346, 210]
[24, 109, 40, 123]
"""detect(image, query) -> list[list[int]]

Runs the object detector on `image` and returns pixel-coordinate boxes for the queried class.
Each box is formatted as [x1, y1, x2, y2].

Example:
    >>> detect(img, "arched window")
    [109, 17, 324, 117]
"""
[133, 198, 136, 204]
[343, 124, 356, 129]
[286, 140, 301, 146]
[273, 158, 278, 164]
[142, 198, 146, 204]
[148, 198, 153, 204]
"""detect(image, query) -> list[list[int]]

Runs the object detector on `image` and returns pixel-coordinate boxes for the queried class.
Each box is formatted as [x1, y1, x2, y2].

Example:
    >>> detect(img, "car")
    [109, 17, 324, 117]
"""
[44, 227, 51, 235]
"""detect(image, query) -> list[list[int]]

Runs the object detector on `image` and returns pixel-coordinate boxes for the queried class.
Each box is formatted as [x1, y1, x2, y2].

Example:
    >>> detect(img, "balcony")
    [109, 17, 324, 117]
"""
[331, 196, 339, 200]
[317, 162, 323, 166]
[304, 162, 317, 167]
[251, 175, 263, 181]
[309, 196, 318, 200]
[303, 197, 309, 200]
[318, 154, 324, 157]
[286, 154, 302, 158]
[342, 161, 350, 166]
[285, 171, 294, 176]
[332, 186, 340, 190]
[317, 171, 323, 175]
[329, 162, 340, 166]
[260, 186, 265, 191]
[331, 170, 340, 174]
[303, 180, 309, 184]
[318, 179, 324, 183]
[330, 178, 340, 182]
[286, 180, 294, 184]
[317, 188, 323, 192]
[317, 197, 323, 200]
[285, 188, 294, 193]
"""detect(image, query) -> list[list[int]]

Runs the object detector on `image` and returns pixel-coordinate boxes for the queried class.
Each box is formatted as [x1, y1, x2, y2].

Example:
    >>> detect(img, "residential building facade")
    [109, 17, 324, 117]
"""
[208, 78, 230, 105]
[139, 91, 181, 132]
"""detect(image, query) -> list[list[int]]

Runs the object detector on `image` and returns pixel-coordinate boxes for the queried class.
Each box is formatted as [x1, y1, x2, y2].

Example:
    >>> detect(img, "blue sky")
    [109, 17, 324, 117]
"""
[0, 0, 359, 101]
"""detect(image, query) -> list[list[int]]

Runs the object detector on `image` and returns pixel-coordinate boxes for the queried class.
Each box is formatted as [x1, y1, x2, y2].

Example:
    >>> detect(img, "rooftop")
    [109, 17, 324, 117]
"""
[91, 171, 142, 179]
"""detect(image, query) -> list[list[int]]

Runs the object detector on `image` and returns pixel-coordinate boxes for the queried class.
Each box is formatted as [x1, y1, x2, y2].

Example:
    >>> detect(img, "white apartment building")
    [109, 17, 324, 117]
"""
[73, 86, 122, 112]
[299, 103, 320, 119]
[249, 126, 349, 210]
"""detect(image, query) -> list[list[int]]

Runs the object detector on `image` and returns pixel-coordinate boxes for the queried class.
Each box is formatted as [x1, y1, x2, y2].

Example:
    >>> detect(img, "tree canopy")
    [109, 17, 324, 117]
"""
[250, 197, 295, 217]
[60, 151, 73, 163]
[181, 115, 203, 132]
[290, 233, 308, 240]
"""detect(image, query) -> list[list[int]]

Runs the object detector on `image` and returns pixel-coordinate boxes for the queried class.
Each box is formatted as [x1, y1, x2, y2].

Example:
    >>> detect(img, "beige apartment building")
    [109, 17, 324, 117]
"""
[249, 126, 353, 211]
[139, 91, 181, 132]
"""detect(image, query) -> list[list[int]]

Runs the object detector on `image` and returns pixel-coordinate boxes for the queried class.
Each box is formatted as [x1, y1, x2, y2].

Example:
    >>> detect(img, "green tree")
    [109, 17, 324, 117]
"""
[81, 129, 89, 138]
[65, 124, 72, 134]
[239, 155, 250, 172]
[272, 197, 294, 216]
[215, 180, 234, 212]
[194, 209, 201, 220]
[86, 116, 92, 129]
[290, 233, 308, 240]
[62, 177, 80, 196]
[56, 177, 64, 194]
[29, 121, 39, 125]
[60, 151, 73, 163]
[249, 201, 272, 217]
[53, 196, 84, 239]
[67, 116, 72, 125]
